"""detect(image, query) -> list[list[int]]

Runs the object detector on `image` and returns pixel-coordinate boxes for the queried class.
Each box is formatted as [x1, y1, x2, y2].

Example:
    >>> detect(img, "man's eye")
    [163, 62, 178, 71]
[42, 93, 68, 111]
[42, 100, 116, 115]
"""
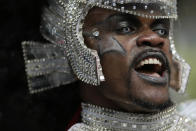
[154, 29, 168, 37]
[117, 26, 135, 34]
[121, 27, 131, 33]
[116, 21, 136, 34]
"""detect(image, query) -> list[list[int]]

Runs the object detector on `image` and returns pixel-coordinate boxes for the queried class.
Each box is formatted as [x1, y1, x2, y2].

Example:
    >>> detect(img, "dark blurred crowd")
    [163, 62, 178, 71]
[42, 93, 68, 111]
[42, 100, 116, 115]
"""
[0, 0, 80, 131]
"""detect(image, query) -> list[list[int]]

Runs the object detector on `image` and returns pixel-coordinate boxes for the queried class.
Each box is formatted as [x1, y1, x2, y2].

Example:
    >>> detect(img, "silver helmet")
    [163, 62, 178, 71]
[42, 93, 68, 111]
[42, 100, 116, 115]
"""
[22, 0, 190, 94]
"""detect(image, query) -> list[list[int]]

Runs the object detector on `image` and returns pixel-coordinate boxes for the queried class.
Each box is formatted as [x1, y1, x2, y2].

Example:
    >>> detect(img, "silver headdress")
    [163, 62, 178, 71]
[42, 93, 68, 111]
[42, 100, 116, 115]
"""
[22, 0, 190, 94]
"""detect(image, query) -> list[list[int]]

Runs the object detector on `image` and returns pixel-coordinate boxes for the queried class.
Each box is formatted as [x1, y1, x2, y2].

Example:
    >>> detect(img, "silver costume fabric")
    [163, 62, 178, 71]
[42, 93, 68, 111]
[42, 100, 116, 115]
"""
[68, 103, 196, 131]
[22, 41, 77, 93]
[178, 100, 196, 121]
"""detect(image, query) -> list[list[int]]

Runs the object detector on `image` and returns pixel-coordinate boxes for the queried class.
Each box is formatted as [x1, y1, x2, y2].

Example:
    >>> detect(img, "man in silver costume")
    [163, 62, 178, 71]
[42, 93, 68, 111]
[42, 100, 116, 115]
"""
[22, 0, 196, 130]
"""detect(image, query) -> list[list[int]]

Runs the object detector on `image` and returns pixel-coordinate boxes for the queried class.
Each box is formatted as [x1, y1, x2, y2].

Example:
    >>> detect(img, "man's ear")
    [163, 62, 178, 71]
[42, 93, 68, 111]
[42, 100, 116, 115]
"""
[170, 58, 181, 92]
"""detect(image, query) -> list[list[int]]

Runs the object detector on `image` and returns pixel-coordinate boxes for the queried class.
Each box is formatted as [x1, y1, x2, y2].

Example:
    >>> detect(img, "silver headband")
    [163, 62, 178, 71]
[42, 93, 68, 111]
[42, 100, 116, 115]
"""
[22, 0, 190, 94]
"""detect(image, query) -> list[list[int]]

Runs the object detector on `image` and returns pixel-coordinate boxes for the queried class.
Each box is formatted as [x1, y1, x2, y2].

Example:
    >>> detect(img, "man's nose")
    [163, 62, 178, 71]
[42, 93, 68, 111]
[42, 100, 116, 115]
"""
[136, 33, 164, 48]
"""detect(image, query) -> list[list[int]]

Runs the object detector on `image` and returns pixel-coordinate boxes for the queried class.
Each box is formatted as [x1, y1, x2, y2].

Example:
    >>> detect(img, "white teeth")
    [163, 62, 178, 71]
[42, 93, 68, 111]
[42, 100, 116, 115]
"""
[149, 58, 153, 64]
[153, 59, 156, 64]
[137, 58, 162, 68]
[144, 59, 149, 64]
[141, 61, 145, 66]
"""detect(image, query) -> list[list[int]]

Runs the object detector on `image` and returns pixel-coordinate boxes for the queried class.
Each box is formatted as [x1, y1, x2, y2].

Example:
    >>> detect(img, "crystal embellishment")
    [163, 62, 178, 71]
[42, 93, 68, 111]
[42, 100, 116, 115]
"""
[121, 123, 127, 127]
[70, 103, 196, 131]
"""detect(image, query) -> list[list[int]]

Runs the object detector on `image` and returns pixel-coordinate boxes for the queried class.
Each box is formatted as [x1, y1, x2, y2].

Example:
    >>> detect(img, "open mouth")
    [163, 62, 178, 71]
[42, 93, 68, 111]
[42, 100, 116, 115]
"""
[134, 51, 169, 85]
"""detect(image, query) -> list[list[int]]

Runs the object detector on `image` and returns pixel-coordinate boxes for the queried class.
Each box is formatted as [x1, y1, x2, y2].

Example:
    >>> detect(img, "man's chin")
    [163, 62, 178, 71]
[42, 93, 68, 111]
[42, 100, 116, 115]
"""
[126, 69, 172, 112]
[129, 96, 174, 112]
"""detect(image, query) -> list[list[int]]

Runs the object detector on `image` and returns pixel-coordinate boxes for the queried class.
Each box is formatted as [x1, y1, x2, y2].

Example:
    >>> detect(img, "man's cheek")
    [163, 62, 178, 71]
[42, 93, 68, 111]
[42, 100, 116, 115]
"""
[169, 58, 181, 91]
[101, 53, 129, 80]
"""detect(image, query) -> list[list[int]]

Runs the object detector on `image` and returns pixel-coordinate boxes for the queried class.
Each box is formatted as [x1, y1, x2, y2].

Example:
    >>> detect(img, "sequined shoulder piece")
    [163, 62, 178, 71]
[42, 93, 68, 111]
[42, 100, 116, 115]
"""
[68, 123, 91, 131]
[175, 113, 196, 131]
[177, 100, 196, 121]
[22, 41, 77, 94]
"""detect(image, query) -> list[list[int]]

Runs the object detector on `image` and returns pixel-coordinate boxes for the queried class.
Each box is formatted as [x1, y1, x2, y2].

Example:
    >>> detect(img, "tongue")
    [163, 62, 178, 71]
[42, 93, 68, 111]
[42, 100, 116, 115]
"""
[143, 72, 161, 77]
[148, 72, 161, 77]
[140, 71, 161, 77]
[136, 64, 162, 78]
[135, 64, 162, 78]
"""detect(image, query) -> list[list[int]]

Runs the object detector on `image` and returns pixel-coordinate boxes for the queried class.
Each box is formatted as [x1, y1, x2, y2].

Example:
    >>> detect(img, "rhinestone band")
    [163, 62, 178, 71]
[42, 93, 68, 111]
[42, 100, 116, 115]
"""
[81, 103, 177, 131]
[65, 103, 196, 131]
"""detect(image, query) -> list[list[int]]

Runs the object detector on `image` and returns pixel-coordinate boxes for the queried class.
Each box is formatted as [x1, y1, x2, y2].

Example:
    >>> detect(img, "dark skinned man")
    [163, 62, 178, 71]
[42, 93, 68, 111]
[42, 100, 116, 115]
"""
[22, 0, 196, 130]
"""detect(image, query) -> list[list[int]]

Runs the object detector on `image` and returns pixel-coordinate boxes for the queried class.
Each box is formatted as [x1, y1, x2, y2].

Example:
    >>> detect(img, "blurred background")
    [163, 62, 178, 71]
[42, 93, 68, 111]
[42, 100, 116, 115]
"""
[175, 0, 196, 99]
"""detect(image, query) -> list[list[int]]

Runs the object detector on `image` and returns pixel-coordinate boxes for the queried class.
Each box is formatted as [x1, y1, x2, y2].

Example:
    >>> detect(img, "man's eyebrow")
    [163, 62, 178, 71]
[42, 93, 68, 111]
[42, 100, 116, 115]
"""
[151, 19, 170, 28]
[94, 13, 120, 25]
[95, 13, 141, 26]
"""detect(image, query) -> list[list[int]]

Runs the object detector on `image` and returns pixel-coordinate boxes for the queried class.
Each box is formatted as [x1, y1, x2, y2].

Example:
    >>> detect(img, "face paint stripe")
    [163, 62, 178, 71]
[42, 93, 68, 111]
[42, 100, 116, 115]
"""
[98, 36, 127, 57]
[112, 37, 127, 55]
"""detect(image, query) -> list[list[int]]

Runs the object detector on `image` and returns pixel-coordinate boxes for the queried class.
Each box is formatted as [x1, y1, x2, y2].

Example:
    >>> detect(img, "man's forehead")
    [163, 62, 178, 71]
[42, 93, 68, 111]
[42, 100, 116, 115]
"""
[85, 7, 117, 25]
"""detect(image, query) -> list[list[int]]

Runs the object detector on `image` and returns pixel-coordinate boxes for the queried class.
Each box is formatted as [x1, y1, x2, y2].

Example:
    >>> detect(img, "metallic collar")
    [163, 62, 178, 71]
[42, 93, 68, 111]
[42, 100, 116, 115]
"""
[81, 103, 178, 131]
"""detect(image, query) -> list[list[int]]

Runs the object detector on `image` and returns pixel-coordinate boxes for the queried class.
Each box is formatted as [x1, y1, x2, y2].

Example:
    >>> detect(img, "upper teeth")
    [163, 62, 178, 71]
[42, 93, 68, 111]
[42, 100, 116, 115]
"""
[138, 58, 162, 68]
